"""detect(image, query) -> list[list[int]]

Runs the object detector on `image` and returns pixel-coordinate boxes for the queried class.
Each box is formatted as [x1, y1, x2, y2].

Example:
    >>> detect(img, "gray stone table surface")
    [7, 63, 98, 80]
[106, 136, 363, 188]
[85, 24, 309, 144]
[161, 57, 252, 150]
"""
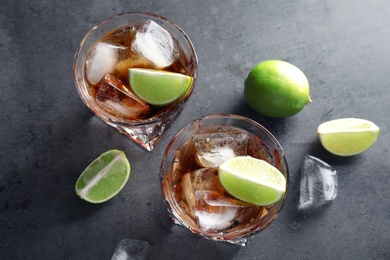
[1, 0, 389, 259]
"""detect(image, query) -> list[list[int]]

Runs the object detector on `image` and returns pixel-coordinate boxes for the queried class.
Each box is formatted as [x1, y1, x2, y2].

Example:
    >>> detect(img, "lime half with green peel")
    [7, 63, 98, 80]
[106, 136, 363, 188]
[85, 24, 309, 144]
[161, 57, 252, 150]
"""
[318, 118, 380, 156]
[129, 68, 193, 106]
[218, 156, 287, 206]
[244, 60, 311, 118]
[75, 149, 130, 203]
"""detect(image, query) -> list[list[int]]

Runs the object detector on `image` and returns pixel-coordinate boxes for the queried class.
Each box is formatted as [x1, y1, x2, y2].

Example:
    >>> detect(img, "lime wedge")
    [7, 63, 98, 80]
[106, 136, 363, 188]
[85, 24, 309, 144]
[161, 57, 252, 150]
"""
[75, 149, 130, 203]
[129, 68, 193, 106]
[218, 156, 286, 206]
[318, 118, 380, 156]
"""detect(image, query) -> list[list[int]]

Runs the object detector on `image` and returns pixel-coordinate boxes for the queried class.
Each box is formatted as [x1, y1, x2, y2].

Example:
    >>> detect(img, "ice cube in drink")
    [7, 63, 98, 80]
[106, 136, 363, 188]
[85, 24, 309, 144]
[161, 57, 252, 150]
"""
[194, 190, 265, 232]
[193, 131, 248, 167]
[95, 74, 150, 119]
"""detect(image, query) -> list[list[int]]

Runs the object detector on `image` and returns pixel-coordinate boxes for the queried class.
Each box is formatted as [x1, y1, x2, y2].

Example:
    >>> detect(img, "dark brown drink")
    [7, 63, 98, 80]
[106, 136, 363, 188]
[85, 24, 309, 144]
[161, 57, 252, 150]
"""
[84, 22, 195, 120]
[74, 13, 198, 151]
[160, 114, 288, 245]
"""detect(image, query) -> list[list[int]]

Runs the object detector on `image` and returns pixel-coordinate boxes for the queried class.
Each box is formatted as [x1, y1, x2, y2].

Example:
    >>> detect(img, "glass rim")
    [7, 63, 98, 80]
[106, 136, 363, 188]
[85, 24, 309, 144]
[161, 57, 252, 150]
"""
[164, 113, 286, 155]
[73, 12, 198, 126]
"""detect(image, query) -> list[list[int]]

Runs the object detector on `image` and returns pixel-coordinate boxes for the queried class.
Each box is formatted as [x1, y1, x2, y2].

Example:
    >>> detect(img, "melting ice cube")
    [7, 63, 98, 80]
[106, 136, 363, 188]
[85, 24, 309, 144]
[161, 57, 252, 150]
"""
[193, 132, 248, 167]
[132, 20, 177, 68]
[194, 191, 261, 232]
[111, 239, 151, 260]
[96, 74, 150, 119]
[195, 191, 237, 231]
[86, 42, 119, 84]
[299, 155, 338, 212]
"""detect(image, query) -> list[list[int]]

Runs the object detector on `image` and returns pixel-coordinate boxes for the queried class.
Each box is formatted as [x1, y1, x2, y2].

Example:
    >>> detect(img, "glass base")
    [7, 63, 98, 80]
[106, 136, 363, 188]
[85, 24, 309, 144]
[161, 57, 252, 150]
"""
[107, 114, 176, 151]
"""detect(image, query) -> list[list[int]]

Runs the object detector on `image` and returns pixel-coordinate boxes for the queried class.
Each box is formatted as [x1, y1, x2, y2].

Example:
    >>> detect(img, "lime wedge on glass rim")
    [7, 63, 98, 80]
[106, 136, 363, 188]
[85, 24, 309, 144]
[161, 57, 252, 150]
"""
[318, 118, 380, 156]
[218, 156, 287, 206]
[129, 68, 193, 106]
[75, 149, 130, 203]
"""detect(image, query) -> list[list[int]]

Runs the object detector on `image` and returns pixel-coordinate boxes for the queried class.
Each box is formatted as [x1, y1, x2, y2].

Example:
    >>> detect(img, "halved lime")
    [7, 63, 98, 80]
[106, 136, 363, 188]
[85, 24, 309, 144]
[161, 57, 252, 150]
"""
[75, 149, 130, 203]
[218, 156, 286, 206]
[318, 118, 380, 156]
[129, 68, 193, 106]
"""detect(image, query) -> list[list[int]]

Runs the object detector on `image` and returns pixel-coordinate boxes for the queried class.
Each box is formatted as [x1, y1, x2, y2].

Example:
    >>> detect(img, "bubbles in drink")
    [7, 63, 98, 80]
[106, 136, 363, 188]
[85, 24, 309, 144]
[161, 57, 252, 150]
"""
[132, 21, 178, 68]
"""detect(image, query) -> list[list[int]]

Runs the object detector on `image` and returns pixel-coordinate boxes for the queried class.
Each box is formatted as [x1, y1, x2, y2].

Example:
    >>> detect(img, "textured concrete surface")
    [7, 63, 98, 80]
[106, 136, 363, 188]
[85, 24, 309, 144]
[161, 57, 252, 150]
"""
[1, 0, 389, 259]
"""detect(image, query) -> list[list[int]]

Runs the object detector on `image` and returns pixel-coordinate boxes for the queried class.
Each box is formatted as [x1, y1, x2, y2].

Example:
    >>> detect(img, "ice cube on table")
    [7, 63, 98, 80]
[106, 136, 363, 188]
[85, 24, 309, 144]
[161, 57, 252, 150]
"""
[111, 239, 151, 260]
[132, 20, 177, 68]
[194, 191, 262, 232]
[86, 42, 119, 84]
[299, 155, 338, 212]
[96, 74, 150, 119]
[193, 132, 248, 167]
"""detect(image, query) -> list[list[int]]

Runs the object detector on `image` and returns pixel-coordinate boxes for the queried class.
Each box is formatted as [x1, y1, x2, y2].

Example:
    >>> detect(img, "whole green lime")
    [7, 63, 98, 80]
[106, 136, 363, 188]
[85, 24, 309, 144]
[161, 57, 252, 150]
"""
[244, 60, 311, 118]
